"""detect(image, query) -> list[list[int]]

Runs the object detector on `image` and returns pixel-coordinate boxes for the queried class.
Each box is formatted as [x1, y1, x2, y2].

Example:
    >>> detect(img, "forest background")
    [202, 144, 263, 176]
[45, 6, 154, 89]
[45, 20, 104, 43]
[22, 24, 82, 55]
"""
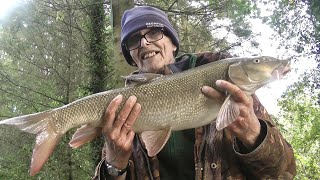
[0, 0, 319, 179]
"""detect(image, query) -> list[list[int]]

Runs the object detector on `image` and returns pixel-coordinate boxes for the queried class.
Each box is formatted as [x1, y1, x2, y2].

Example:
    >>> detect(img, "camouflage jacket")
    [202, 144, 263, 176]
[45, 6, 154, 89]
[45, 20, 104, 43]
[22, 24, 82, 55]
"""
[93, 52, 296, 180]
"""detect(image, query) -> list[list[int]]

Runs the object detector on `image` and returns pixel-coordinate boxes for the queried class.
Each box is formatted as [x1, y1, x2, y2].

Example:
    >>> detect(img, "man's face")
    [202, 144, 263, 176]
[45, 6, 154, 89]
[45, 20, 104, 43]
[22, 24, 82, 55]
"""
[129, 28, 177, 73]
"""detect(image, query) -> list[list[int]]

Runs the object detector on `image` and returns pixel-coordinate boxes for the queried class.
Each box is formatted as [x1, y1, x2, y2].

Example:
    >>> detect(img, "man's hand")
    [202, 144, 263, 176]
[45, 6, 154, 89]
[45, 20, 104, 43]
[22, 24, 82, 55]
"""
[102, 95, 141, 169]
[202, 80, 261, 149]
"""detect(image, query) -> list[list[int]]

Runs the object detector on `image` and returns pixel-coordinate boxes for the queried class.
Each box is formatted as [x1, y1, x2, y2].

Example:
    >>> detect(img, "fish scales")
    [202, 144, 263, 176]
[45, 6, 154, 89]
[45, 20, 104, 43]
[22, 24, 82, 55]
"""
[51, 89, 123, 133]
[51, 60, 230, 133]
[130, 60, 230, 131]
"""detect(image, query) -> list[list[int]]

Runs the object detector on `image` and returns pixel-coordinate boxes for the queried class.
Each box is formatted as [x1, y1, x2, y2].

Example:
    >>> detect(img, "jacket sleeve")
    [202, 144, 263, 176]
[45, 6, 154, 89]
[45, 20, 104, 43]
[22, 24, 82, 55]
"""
[233, 94, 296, 179]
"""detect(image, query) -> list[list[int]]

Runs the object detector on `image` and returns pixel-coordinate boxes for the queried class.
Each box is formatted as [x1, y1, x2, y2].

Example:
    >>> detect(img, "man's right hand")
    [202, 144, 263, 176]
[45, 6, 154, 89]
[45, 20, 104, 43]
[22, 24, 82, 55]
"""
[102, 95, 141, 170]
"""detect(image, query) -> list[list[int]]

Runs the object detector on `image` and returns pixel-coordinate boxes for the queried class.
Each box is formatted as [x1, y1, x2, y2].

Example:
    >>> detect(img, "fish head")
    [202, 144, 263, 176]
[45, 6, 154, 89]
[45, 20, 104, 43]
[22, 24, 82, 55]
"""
[228, 56, 291, 92]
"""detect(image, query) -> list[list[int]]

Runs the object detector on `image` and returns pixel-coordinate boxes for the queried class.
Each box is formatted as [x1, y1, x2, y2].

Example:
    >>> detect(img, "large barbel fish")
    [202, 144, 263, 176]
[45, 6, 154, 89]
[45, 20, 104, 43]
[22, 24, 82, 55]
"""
[0, 56, 290, 176]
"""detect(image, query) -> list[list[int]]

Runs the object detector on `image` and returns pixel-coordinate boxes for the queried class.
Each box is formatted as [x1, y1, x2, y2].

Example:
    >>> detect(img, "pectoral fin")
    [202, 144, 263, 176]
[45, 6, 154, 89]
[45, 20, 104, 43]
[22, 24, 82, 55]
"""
[216, 95, 240, 131]
[140, 128, 172, 157]
[69, 124, 100, 148]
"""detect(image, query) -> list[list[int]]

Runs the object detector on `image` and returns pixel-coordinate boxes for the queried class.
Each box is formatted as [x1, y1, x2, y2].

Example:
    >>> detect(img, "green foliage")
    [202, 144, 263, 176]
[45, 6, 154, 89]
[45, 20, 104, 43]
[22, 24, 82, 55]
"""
[261, 0, 319, 63]
[277, 69, 320, 179]
[0, 127, 34, 179]
[88, 0, 114, 93]
[0, 0, 110, 178]
[255, 0, 320, 177]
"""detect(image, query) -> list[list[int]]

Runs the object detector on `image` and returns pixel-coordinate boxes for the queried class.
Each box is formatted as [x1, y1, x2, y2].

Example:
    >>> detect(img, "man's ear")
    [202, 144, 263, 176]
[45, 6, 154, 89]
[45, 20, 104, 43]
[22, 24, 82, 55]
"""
[173, 45, 177, 52]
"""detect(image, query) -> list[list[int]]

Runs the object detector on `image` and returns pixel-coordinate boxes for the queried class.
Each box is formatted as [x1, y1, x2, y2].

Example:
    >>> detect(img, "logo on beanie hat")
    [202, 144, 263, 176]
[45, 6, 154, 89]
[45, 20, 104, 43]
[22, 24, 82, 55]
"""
[146, 22, 164, 28]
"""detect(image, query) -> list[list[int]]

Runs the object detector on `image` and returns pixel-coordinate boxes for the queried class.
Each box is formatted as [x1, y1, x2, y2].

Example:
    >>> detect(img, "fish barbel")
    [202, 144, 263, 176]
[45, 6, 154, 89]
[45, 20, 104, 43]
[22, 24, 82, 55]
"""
[0, 56, 290, 175]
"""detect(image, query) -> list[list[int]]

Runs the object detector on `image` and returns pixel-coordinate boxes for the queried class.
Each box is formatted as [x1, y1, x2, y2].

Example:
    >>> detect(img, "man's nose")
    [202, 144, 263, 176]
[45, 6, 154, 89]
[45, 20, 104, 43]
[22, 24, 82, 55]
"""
[140, 37, 150, 47]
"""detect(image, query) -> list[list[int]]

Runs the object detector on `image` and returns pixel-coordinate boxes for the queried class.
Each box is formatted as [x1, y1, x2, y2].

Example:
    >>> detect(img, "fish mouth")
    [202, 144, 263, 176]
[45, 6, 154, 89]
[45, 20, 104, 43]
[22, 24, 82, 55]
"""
[272, 61, 291, 80]
[282, 62, 291, 75]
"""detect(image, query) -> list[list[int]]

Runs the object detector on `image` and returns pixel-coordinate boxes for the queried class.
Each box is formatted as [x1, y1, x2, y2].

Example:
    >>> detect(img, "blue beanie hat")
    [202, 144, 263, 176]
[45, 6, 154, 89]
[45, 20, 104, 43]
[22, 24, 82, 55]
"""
[121, 6, 180, 66]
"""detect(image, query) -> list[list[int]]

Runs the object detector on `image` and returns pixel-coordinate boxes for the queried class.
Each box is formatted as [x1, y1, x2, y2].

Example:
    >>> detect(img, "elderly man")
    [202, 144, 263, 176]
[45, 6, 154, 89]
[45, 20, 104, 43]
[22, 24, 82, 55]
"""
[93, 6, 296, 180]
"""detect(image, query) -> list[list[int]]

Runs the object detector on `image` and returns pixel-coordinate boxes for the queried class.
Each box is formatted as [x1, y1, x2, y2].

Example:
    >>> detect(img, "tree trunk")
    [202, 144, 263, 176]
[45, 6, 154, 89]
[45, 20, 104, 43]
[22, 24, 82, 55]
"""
[88, 0, 108, 168]
[111, 0, 136, 88]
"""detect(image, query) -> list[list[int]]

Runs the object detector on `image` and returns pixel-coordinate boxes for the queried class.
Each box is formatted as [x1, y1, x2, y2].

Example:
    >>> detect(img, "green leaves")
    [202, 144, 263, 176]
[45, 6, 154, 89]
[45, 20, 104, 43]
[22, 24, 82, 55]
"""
[0, 0, 108, 178]
[278, 69, 320, 178]
[262, 0, 320, 64]
[262, 5, 320, 176]
[56, 11, 65, 22]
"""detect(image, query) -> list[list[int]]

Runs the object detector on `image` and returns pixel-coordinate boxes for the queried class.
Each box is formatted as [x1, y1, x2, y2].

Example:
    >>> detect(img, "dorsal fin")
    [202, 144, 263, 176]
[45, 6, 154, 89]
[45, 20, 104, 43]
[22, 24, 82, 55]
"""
[122, 73, 163, 86]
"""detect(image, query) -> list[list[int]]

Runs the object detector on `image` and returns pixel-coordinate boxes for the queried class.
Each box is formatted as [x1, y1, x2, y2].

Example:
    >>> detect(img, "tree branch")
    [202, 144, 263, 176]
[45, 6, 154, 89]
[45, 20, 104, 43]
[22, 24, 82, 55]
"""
[0, 70, 67, 105]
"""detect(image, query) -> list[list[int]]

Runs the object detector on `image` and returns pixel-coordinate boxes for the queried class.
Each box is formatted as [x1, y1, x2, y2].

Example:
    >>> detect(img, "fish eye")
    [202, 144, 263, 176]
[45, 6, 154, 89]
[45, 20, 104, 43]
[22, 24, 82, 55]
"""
[253, 59, 260, 64]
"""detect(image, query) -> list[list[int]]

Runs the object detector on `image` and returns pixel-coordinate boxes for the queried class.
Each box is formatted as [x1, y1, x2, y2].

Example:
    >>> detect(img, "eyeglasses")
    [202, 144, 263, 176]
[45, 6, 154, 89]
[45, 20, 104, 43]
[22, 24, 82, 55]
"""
[125, 28, 164, 51]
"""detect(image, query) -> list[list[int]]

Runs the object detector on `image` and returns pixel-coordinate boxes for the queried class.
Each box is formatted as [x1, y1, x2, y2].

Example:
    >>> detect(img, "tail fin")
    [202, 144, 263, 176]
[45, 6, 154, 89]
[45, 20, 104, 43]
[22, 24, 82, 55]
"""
[0, 111, 62, 176]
